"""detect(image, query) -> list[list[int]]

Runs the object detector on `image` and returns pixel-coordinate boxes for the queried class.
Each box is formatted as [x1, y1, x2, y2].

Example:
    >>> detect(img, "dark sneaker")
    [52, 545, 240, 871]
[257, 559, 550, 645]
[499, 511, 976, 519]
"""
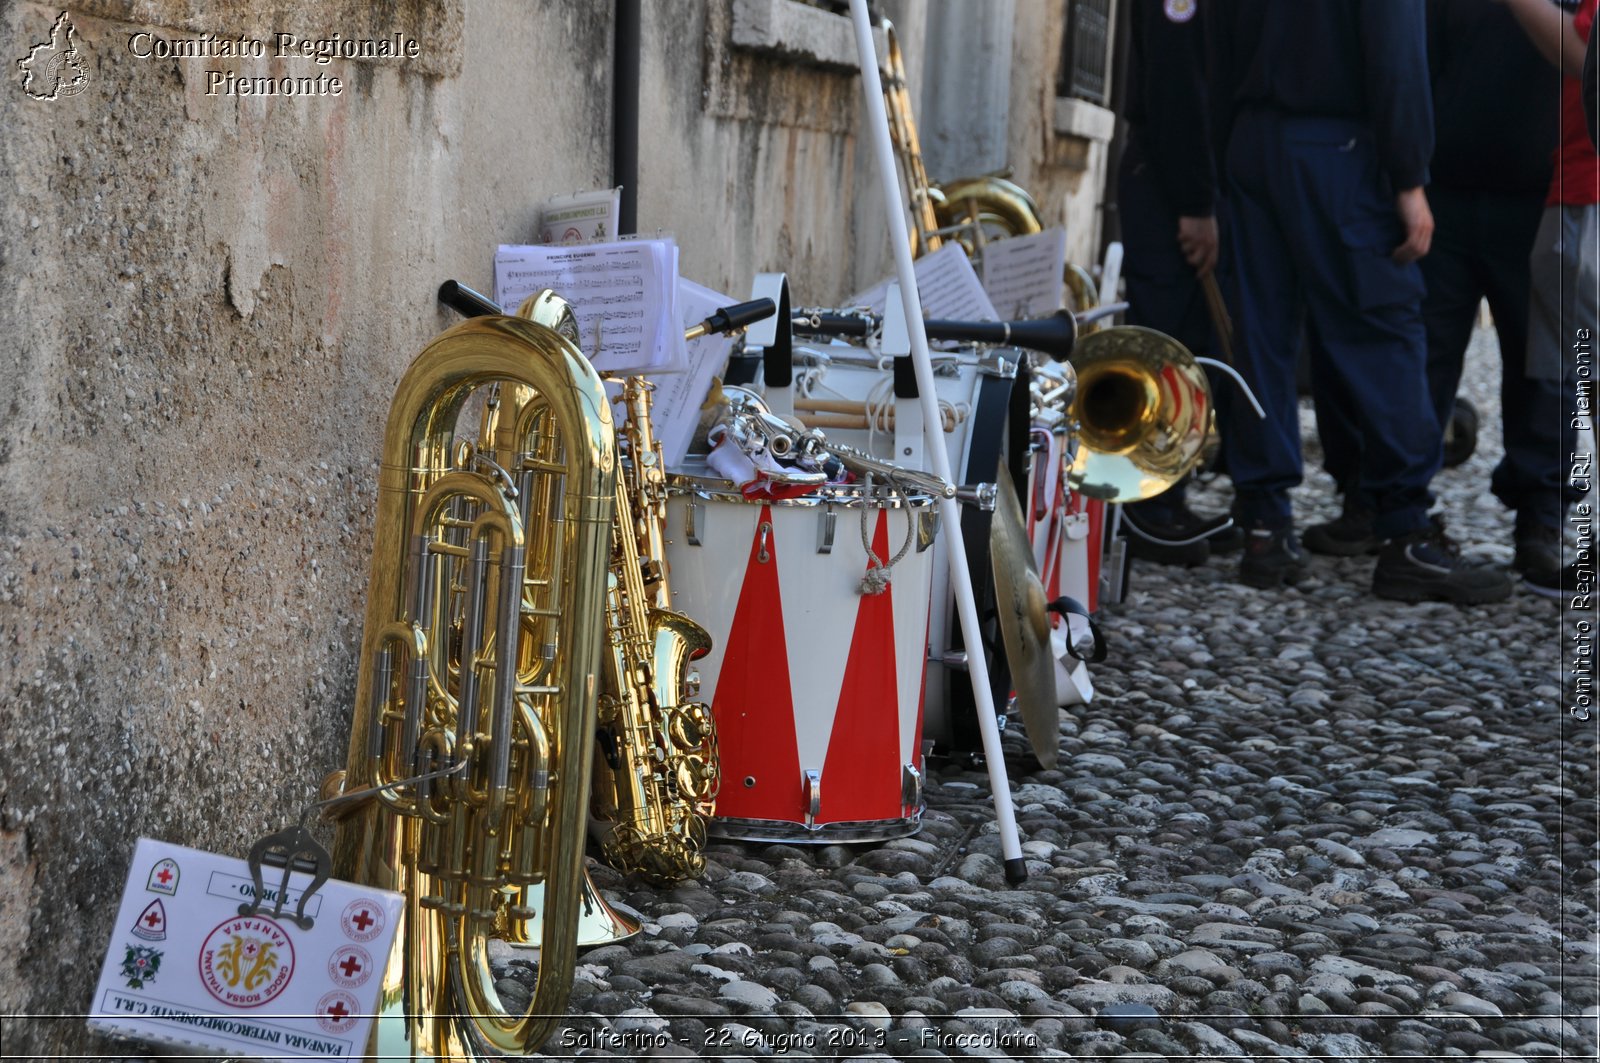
[1304, 498, 1380, 556]
[1372, 522, 1512, 604]
[1521, 562, 1575, 600]
[1122, 503, 1242, 562]
[1512, 522, 1562, 577]
[1239, 525, 1306, 588]
[1120, 505, 1211, 566]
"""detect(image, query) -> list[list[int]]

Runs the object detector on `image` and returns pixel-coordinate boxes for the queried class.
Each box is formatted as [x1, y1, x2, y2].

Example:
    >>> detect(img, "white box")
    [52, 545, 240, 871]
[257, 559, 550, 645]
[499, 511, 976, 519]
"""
[88, 838, 402, 1060]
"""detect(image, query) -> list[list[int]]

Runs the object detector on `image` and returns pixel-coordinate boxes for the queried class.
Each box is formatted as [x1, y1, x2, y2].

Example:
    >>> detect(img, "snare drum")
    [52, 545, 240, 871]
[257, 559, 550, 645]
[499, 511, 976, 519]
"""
[786, 346, 1019, 754]
[663, 466, 941, 842]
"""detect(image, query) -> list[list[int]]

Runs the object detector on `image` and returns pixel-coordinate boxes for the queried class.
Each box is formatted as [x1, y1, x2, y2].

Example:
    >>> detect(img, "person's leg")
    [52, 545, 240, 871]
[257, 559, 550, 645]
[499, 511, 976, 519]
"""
[1419, 186, 1486, 442]
[1304, 320, 1382, 554]
[1517, 203, 1597, 595]
[1482, 193, 1570, 570]
[1275, 120, 1436, 542]
[1220, 109, 1309, 587]
[1272, 117, 1507, 603]
[1218, 111, 1303, 531]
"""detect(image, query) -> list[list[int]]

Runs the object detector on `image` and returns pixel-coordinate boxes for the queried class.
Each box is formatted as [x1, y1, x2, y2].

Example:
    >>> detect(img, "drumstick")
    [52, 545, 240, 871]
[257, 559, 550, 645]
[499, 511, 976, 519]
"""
[795, 401, 958, 432]
[1200, 272, 1234, 366]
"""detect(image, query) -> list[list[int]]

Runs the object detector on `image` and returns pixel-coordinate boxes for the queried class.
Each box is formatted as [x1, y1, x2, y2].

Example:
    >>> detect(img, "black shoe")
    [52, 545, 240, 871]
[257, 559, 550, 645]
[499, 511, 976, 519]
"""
[1239, 525, 1306, 588]
[1304, 499, 1380, 556]
[1521, 562, 1575, 600]
[1121, 504, 1238, 565]
[1513, 521, 1563, 577]
[1371, 521, 1513, 604]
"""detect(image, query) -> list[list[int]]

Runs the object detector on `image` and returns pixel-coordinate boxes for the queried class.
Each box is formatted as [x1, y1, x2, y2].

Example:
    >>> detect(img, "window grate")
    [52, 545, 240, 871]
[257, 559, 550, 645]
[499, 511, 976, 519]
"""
[1060, 0, 1113, 105]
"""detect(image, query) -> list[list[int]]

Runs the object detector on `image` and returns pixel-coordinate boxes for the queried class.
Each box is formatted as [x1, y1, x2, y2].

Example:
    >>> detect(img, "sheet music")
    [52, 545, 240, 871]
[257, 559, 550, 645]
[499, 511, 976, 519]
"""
[848, 242, 999, 322]
[494, 239, 674, 373]
[982, 228, 1066, 319]
[648, 278, 740, 469]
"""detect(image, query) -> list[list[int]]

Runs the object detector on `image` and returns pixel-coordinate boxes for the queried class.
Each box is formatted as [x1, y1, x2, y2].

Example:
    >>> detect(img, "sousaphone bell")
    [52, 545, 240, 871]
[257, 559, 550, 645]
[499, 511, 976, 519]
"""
[1066, 326, 1213, 502]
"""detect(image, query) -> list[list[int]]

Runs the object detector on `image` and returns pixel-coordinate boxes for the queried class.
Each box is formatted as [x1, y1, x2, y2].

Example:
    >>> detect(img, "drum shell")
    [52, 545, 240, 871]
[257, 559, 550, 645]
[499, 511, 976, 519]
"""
[663, 471, 940, 843]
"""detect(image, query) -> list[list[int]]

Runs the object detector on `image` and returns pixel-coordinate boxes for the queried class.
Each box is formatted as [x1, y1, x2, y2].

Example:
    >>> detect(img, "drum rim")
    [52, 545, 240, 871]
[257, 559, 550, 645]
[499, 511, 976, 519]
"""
[706, 809, 925, 844]
[666, 469, 942, 509]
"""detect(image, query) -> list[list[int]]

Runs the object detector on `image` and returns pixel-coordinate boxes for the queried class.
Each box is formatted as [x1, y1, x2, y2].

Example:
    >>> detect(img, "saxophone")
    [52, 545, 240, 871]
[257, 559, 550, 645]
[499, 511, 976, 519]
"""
[589, 376, 720, 885]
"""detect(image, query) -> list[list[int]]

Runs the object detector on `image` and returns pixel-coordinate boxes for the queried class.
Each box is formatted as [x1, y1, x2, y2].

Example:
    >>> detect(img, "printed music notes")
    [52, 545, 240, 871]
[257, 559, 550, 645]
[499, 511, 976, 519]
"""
[644, 278, 742, 470]
[980, 228, 1066, 320]
[848, 243, 1000, 322]
[494, 239, 681, 373]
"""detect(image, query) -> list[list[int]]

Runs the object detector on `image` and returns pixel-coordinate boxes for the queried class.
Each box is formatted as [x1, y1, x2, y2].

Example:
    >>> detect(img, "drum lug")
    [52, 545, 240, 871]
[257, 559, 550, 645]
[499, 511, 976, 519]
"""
[976, 351, 1019, 379]
[901, 763, 923, 811]
[1100, 535, 1128, 606]
[685, 501, 705, 546]
[917, 509, 939, 552]
[802, 768, 821, 827]
[757, 520, 773, 564]
[816, 509, 836, 554]
[931, 650, 968, 670]
[1065, 510, 1090, 540]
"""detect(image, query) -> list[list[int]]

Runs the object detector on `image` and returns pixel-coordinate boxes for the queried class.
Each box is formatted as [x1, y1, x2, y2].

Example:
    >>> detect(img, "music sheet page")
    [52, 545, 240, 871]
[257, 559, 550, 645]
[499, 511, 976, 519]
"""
[848, 242, 999, 321]
[981, 228, 1066, 319]
[494, 239, 675, 372]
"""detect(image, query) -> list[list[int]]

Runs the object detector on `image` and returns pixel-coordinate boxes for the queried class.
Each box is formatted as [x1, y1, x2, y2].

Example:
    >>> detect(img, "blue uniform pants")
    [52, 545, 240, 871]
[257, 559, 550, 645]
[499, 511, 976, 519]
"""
[1313, 186, 1577, 529]
[1220, 109, 1439, 539]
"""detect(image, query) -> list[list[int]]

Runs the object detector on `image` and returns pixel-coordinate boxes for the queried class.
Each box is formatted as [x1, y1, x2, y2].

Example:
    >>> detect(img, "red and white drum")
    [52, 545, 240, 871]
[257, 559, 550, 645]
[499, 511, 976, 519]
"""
[780, 346, 999, 750]
[663, 466, 941, 842]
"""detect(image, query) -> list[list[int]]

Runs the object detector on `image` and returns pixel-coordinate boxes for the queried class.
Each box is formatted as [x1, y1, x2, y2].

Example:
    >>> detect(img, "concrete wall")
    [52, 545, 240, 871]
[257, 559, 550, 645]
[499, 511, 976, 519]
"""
[0, 1, 1108, 1051]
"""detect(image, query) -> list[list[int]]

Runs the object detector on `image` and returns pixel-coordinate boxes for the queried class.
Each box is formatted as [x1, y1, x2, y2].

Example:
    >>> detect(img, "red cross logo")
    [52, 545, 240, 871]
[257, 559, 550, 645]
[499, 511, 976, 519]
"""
[144, 911, 161, 927]
[351, 909, 373, 931]
[339, 955, 363, 978]
[316, 990, 360, 1033]
[156, 868, 172, 884]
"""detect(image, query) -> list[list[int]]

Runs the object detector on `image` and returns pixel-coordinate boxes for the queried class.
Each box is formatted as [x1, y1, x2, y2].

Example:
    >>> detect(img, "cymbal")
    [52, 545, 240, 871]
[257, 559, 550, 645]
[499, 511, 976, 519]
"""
[990, 466, 1060, 769]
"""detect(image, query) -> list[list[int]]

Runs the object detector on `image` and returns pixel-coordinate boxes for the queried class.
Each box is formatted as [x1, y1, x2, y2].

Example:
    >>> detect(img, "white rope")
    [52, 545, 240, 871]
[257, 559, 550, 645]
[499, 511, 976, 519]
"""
[857, 473, 918, 595]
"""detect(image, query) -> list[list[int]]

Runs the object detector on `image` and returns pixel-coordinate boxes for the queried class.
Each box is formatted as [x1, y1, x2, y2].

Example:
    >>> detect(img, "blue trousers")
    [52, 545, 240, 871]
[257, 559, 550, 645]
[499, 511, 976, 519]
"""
[1220, 110, 1438, 539]
[1318, 186, 1579, 529]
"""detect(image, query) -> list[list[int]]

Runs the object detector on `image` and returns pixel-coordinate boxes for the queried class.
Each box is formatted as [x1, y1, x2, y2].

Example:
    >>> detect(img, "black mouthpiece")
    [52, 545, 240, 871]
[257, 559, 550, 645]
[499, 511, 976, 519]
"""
[700, 298, 777, 336]
[438, 280, 503, 319]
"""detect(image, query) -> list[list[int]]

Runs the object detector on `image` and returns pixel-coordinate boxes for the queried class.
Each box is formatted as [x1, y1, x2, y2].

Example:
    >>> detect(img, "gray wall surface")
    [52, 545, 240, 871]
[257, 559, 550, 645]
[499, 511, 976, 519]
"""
[0, 1, 1106, 1050]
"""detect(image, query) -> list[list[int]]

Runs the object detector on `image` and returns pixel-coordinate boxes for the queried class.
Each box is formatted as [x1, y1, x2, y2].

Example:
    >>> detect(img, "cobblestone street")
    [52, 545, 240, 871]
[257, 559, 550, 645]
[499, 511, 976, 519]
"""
[506, 325, 1598, 1061]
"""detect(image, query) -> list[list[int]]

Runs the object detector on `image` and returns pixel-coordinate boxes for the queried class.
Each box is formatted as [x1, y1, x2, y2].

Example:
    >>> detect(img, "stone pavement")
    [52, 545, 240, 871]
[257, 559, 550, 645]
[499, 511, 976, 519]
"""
[493, 324, 1599, 1062]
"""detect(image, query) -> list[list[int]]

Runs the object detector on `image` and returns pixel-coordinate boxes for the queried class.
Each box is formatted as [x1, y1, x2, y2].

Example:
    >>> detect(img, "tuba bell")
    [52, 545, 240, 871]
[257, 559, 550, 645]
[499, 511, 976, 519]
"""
[1065, 325, 1213, 502]
[324, 296, 616, 1057]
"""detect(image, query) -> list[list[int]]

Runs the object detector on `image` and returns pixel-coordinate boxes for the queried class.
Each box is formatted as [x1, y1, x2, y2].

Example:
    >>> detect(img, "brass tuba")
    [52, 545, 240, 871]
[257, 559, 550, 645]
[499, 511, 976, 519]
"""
[325, 299, 616, 1057]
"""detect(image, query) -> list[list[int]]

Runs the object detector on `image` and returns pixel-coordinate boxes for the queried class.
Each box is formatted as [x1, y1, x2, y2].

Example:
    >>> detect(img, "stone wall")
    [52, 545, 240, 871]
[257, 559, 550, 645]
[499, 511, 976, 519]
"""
[0, 0, 1105, 1051]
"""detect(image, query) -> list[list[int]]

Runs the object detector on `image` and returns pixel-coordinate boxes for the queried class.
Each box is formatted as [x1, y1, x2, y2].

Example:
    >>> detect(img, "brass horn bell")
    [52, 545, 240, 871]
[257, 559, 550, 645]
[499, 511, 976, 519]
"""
[1066, 325, 1214, 503]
